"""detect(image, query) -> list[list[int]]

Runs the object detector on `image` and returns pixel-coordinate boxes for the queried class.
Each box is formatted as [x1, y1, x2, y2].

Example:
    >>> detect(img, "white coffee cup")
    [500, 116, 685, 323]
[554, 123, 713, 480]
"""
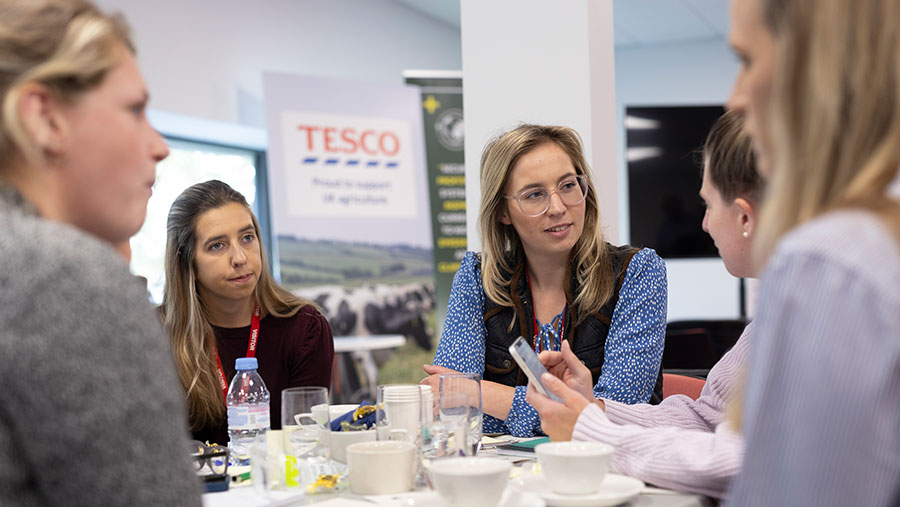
[429, 457, 511, 507]
[347, 440, 417, 495]
[535, 441, 614, 495]
[308, 403, 332, 426]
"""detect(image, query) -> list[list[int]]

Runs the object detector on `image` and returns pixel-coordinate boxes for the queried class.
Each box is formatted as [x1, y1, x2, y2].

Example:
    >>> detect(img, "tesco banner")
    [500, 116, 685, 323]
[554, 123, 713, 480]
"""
[281, 112, 417, 217]
[264, 72, 437, 385]
[263, 71, 430, 249]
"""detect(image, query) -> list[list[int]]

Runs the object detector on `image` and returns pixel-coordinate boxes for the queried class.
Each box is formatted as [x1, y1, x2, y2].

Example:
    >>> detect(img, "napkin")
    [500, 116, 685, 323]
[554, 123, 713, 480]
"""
[329, 402, 376, 432]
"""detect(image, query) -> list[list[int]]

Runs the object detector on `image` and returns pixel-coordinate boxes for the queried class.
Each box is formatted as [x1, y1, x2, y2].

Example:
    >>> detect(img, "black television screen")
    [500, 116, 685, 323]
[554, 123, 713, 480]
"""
[626, 105, 725, 258]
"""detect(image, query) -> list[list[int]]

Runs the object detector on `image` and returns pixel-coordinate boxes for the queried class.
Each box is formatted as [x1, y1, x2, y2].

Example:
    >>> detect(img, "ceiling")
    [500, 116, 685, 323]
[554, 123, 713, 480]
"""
[389, 0, 731, 49]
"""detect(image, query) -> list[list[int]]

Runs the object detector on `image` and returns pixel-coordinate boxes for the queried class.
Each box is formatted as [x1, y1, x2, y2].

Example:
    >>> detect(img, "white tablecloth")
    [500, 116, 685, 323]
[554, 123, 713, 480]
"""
[203, 478, 713, 507]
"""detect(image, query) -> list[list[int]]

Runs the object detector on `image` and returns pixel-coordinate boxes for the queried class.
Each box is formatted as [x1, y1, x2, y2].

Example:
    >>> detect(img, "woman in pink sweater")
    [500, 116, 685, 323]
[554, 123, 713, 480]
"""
[527, 111, 760, 498]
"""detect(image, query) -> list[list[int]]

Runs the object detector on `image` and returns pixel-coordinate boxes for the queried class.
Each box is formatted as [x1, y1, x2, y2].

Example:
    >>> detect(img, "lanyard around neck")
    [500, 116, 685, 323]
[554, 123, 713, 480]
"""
[214, 303, 261, 401]
[525, 272, 565, 354]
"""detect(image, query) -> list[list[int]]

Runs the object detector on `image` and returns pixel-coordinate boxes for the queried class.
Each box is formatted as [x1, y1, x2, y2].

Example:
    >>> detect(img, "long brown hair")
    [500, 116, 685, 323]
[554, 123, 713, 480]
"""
[161, 179, 317, 430]
[478, 124, 614, 324]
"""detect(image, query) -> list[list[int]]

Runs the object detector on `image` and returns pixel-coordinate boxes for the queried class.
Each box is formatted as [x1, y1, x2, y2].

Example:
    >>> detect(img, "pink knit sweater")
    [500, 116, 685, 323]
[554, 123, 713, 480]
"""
[572, 322, 752, 498]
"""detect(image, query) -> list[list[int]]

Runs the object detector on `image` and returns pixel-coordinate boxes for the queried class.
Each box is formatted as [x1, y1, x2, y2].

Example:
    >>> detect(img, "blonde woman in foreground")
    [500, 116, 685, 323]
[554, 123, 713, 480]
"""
[528, 111, 761, 499]
[0, 0, 200, 504]
[723, 0, 900, 504]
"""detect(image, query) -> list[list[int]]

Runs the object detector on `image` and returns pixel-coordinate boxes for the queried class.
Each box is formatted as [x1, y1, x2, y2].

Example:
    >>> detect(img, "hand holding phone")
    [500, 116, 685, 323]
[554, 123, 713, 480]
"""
[508, 336, 563, 403]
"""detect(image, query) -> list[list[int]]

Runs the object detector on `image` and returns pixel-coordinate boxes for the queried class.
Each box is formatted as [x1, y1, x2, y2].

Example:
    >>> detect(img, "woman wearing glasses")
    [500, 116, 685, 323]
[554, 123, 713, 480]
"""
[422, 124, 666, 437]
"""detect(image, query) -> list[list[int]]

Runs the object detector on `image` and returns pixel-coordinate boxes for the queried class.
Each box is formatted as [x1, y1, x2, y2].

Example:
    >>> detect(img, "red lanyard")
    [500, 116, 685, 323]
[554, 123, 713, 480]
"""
[215, 303, 261, 401]
[524, 272, 565, 353]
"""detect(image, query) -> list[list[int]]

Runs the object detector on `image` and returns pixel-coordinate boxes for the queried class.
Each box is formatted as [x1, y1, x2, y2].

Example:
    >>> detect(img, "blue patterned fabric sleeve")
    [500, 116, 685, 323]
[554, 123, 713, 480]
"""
[504, 385, 542, 436]
[433, 251, 487, 375]
[432, 252, 516, 435]
[593, 248, 667, 403]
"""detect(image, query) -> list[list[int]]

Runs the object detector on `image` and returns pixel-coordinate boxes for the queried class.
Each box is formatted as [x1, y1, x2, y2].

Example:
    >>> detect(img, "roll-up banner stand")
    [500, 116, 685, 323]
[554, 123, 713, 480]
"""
[403, 71, 465, 337]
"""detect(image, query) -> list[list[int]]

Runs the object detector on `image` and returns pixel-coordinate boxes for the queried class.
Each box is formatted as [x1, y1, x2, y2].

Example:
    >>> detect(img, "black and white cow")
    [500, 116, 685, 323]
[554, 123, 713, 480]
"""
[296, 282, 435, 350]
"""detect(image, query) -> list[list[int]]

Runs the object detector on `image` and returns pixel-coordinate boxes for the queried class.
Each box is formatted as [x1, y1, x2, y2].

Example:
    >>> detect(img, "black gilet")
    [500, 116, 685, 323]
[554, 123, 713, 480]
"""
[478, 243, 663, 405]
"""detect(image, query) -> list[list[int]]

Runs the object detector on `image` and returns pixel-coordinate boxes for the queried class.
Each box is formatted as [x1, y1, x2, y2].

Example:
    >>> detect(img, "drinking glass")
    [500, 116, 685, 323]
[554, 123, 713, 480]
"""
[436, 373, 482, 456]
[281, 387, 331, 489]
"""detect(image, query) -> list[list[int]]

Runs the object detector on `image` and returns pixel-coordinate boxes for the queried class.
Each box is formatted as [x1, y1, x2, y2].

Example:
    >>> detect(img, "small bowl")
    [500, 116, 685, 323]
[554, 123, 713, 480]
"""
[328, 404, 361, 421]
[330, 428, 376, 464]
[429, 457, 511, 507]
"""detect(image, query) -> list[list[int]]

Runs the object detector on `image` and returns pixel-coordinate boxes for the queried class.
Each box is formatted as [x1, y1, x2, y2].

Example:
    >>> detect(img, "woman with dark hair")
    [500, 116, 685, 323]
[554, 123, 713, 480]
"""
[529, 111, 761, 499]
[161, 179, 334, 445]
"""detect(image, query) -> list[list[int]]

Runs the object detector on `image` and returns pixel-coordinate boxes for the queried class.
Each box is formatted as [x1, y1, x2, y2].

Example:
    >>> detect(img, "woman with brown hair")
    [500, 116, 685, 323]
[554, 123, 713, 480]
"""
[161, 179, 334, 445]
[528, 111, 762, 499]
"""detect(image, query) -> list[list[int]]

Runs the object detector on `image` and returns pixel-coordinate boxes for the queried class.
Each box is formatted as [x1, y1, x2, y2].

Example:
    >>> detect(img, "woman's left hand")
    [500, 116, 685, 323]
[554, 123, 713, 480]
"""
[420, 363, 461, 396]
[525, 372, 590, 441]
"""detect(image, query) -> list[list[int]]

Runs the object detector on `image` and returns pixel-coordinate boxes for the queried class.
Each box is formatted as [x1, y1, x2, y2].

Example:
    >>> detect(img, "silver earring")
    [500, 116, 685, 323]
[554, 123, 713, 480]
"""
[742, 231, 750, 238]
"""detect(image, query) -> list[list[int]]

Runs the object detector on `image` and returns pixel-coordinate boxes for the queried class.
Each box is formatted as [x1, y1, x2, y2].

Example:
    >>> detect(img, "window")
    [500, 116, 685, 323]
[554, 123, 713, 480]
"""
[129, 138, 262, 303]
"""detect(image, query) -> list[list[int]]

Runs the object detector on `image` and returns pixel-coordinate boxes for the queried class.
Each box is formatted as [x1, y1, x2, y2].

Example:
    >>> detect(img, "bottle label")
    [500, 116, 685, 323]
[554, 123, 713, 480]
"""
[227, 405, 271, 431]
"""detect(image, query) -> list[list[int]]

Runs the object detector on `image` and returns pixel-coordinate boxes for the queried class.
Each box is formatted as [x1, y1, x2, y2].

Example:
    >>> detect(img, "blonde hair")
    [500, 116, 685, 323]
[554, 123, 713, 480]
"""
[478, 124, 614, 324]
[754, 0, 900, 266]
[0, 0, 133, 169]
[161, 180, 318, 430]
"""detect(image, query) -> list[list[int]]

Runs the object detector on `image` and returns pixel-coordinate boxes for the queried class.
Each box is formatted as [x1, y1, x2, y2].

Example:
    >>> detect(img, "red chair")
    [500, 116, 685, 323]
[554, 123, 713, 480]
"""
[662, 373, 706, 401]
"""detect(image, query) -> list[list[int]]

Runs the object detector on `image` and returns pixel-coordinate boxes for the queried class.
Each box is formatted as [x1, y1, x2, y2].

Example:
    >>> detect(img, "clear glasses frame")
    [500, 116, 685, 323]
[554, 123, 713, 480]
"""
[505, 174, 589, 217]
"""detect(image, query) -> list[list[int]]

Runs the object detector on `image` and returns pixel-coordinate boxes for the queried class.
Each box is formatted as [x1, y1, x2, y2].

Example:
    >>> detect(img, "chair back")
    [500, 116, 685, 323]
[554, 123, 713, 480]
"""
[662, 373, 706, 400]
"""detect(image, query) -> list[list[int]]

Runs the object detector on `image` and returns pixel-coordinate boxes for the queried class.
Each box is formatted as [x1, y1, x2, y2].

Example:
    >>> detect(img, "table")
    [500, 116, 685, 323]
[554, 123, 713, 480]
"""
[204, 483, 711, 507]
[332, 335, 406, 402]
[203, 469, 712, 507]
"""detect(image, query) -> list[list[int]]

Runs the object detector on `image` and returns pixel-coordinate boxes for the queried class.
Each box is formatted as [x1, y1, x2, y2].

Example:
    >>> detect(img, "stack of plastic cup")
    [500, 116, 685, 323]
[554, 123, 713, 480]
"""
[377, 385, 423, 444]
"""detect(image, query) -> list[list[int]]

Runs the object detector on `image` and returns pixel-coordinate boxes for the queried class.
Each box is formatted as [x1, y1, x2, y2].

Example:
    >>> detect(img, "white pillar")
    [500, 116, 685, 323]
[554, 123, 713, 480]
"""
[461, 0, 619, 250]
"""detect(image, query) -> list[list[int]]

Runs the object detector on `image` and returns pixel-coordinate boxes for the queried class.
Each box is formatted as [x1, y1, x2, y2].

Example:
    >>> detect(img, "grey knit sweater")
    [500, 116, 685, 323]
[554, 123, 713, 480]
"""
[0, 186, 202, 506]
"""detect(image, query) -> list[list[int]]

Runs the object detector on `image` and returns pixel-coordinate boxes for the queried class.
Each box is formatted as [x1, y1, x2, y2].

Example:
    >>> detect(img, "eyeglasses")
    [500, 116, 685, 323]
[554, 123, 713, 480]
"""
[189, 440, 229, 479]
[505, 174, 589, 217]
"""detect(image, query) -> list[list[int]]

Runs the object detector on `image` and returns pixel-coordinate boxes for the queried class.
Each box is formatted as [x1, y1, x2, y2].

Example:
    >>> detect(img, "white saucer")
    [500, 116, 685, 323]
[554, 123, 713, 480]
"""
[511, 473, 643, 507]
[383, 487, 545, 507]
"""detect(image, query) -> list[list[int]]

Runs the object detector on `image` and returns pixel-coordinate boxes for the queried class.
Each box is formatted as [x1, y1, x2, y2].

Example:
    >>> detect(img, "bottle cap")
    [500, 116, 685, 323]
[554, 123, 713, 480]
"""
[235, 357, 258, 370]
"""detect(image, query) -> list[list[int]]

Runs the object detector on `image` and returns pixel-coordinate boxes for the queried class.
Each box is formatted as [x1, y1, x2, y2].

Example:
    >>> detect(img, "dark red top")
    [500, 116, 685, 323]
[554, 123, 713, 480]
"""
[193, 305, 334, 445]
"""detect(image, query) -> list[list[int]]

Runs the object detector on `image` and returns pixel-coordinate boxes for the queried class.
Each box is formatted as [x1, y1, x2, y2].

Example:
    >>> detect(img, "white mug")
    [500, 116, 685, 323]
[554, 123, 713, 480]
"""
[347, 441, 416, 495]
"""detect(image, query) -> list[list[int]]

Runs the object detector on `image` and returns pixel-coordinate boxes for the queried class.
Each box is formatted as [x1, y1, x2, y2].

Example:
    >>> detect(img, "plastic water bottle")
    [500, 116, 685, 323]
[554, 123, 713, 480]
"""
[226, 357, 271, 487]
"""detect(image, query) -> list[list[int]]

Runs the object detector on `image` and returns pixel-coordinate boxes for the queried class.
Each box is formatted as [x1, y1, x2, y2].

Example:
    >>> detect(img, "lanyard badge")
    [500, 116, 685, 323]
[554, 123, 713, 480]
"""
[215, 303, 261, 400]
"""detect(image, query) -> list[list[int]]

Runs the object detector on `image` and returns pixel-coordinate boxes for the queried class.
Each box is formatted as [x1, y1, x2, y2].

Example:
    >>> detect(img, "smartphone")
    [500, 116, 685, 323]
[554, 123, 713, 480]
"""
[508, 336, 563, 403]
